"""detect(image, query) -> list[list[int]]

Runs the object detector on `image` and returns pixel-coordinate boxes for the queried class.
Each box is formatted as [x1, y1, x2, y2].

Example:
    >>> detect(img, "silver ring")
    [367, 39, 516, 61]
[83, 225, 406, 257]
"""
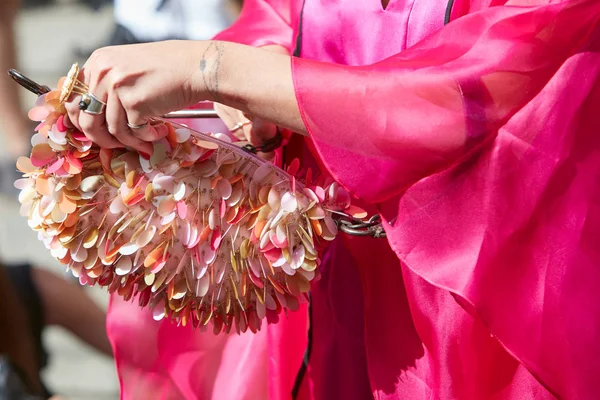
[230, 120, 251, 132]
[127, 121, 149, 129]
[79, 92, 106, 115]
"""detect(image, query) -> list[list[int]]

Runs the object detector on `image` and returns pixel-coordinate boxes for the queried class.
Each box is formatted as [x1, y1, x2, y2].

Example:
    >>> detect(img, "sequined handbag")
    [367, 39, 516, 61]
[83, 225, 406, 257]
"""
[10, 69, 369, 335]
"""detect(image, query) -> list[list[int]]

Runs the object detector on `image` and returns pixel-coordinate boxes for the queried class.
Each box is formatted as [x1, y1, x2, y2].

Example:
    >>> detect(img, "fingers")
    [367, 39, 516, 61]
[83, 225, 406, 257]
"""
[64, 97, 122, 149]
[65, 91, 162, 154]
[105, 90, 153, 155]
[63, 113, 75, 129]
[214, 103, 279, 151]
[78, 77, 127, 149]
[64, 97, 82, 132]
[239, 117, 253, 142]
[213, 102, 230, 120]
[214, 103, 253, 141]
[63, 66, 159, 153]
[119, 91, 169, 145]
[215, 103, 242, 140]
[129, 121, 169, 142]
[73, 100, 123, 149]
[63, 66, 123, 149]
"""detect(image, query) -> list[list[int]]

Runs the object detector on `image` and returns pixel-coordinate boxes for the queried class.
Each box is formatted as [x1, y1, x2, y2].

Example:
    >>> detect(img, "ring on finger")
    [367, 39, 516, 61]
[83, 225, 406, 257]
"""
[60, 62, 106, 115]
[60, 63, 88, 104]
[230, 120, 251, 132]
[127, 121, 149, 129]
[79, 92, 106, 115]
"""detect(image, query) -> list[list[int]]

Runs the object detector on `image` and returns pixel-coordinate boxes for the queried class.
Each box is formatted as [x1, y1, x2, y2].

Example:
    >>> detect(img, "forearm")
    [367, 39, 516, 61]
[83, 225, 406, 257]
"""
[188, 41, 306, 134]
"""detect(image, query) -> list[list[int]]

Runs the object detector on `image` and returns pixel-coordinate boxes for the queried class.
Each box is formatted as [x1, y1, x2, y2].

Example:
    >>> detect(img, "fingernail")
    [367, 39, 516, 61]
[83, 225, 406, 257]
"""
[140, 151, 151, 160]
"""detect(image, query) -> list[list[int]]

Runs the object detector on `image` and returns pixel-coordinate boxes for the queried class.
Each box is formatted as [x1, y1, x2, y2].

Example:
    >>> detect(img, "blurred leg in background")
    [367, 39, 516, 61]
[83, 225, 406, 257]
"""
[2, 0, 112, 388]
[3, 263, 113, 399]
[1, 264, 50, 398]
[29, 266, 112, 357]
[0, 1, 111, 358]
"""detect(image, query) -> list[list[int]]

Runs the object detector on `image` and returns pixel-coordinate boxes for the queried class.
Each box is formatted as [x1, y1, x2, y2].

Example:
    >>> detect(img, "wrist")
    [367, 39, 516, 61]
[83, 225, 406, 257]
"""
[188, 41, 232, 104]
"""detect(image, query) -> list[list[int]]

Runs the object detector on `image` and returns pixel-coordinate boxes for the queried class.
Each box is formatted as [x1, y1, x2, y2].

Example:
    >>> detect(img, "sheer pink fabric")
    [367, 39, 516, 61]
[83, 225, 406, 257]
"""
[294, 0, 600, 398]
[214, 0, 295, 50]
[108, 295, 307, 399]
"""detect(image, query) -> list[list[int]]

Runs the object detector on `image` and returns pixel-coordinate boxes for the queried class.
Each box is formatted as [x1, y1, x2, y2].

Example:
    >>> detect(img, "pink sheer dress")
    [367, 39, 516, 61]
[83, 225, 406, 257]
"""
[107, 0, 600, 398]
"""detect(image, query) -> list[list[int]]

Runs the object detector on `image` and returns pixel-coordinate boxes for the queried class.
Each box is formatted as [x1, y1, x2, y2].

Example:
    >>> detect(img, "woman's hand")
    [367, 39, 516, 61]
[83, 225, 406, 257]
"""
[214, 102, 279, 161]
[64, 41, 200, 155]
[64, 40, 304, 154]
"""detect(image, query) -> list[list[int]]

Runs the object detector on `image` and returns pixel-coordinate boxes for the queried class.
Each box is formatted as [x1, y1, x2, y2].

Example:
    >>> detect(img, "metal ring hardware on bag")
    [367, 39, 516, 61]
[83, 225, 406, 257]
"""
[8, 68, 387, 239]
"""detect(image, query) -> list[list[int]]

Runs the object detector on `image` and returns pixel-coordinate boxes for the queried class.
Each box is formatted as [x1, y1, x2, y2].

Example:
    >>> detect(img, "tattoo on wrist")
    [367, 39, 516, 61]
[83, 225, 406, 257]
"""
[199, 42, 225, 103]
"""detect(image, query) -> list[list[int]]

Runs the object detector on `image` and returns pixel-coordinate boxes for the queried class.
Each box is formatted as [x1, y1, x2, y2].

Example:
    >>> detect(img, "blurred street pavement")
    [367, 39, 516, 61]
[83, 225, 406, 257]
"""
[1, 1, 119, 399]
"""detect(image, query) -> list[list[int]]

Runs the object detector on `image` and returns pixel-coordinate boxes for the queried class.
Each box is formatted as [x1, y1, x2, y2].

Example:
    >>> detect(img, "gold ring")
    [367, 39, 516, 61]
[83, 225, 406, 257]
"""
[60, 63, 89, 105]
[230, 120, 251, 132]
[127, 121, 149, 129]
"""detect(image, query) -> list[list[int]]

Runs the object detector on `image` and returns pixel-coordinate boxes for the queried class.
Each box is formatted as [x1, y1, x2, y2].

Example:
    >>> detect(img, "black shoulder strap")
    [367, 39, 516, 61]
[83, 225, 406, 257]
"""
[445, 0, 456, 25]
[292, 0, 307, 57]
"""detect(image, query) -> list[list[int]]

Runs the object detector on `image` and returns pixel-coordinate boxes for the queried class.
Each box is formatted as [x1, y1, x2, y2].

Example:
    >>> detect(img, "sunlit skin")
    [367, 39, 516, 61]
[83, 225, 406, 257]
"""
[63, 41, 305, 157]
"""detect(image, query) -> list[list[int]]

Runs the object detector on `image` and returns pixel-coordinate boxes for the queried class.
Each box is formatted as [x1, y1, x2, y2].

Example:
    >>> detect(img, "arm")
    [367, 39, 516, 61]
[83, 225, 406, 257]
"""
[188, 0, 600, 202]
[65, 0, 296, 155]
[191, 0, 597, 141]
[211, 0, 294, 153]
[189, 41, 302, 133]
[67, 0, 599, 202]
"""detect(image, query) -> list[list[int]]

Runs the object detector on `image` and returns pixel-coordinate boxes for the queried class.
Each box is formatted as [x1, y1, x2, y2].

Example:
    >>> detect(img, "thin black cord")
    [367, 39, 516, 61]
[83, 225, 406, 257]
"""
[445, 0, 456, 25]
[291, 295, 312, 399]
[293, 0, 306, 57]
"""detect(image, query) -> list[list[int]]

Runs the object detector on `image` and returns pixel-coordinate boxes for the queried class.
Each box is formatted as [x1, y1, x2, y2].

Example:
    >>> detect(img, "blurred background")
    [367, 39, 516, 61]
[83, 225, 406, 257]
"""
[0, 1, 241, 399]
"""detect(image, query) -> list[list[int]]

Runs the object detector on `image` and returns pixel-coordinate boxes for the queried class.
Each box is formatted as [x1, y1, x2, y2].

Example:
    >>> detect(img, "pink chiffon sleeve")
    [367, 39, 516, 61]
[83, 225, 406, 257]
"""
[213, 0, 293, 50]
[294, 0, 600, 397]
[292, 0, 600, 203]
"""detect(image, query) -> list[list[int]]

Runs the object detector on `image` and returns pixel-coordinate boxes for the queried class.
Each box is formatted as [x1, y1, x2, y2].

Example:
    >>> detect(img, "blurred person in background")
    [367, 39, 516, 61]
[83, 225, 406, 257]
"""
[75, 0, 242, 56]
[1, 262, 113, 399]
[1, 262, 112, 399]
[0, 263, 46, 399]
[0, 3, 112, 399]
[0, 0, 31, 164]
[110, 0, 238, 44]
